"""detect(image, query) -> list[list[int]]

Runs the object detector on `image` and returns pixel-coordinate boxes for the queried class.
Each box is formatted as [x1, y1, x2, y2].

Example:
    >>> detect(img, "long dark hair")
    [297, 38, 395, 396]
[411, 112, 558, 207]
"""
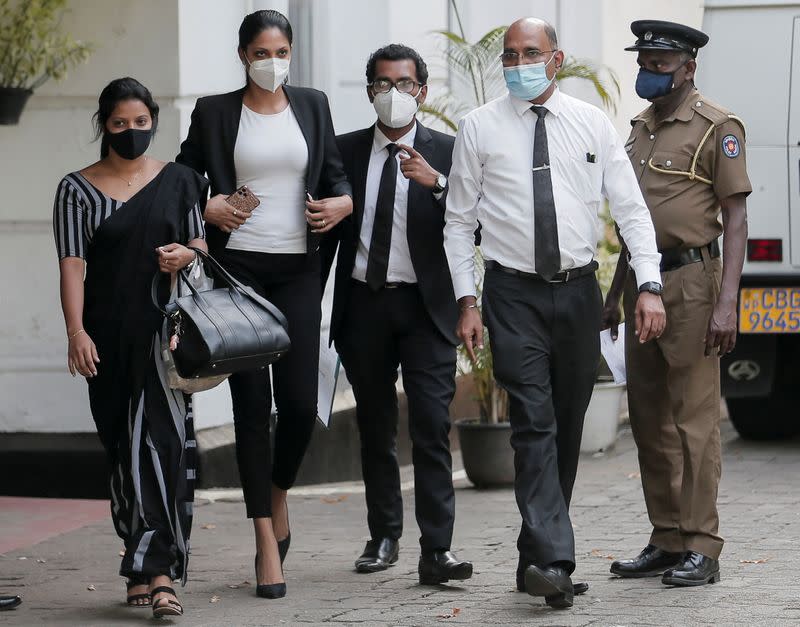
[92, 77, 159, 158]
[238, 9, 293, 50]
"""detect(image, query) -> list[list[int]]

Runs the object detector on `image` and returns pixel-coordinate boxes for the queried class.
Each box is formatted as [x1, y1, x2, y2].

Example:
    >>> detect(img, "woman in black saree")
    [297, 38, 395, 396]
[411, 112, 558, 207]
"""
[53, 77, 208, 618]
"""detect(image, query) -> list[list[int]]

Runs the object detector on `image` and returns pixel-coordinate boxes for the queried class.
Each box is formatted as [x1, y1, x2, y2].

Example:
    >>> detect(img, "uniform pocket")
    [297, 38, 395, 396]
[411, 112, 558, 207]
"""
[649, 150, 692, 172]
[679, 261, 715, 309]
[647, 151, 695, 197]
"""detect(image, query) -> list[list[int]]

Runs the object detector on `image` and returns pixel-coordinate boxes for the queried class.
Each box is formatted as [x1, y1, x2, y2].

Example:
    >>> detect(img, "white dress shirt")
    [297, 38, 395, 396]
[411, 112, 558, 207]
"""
[444, 88, 661, 300]
[352, 124, 418, 284]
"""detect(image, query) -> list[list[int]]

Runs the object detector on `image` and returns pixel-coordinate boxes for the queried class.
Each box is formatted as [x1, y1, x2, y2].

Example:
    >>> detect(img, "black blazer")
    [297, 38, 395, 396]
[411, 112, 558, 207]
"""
[327, 122, 458, 346]
[175, 85, 352, 259]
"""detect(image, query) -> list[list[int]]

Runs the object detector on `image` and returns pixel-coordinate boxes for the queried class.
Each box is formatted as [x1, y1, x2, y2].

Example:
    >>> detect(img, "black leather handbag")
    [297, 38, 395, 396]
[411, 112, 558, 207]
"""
[151, 248, 291, 379]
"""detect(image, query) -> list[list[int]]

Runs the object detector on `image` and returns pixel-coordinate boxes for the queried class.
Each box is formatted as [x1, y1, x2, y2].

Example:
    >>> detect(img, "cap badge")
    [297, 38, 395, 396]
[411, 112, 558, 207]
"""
[644, 31, 653, 41]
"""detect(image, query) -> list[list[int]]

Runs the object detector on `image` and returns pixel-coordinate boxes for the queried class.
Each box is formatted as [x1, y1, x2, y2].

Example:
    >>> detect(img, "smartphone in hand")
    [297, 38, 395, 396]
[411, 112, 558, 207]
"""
[226, 185, 260, 212]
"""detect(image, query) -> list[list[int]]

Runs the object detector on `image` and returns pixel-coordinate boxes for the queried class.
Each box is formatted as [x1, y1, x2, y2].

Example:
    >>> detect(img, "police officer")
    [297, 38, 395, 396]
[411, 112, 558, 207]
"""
[602, 20, 751, 587]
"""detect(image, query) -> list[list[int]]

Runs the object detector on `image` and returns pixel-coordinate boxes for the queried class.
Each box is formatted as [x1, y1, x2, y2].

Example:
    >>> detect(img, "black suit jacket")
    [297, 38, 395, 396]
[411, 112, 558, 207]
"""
[327, 122, 458, 346]
[175, 85, 351, 258]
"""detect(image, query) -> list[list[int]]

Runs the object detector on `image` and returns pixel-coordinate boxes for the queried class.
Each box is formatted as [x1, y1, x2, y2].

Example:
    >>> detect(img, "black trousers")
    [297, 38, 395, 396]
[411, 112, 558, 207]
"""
[219, 249, 321, 518]
[483, 269, 601, 572]
[336, 281, 457, 552]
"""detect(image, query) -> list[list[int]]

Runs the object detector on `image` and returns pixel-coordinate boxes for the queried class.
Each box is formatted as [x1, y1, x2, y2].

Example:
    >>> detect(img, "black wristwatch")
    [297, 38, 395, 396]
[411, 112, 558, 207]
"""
[432, 173, 447, 194]
[638, 281, 664, 296]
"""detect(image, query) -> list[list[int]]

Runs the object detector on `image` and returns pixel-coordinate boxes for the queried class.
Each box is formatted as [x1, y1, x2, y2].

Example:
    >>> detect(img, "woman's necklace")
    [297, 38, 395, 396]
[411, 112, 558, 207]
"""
[110, 156, 147, 187]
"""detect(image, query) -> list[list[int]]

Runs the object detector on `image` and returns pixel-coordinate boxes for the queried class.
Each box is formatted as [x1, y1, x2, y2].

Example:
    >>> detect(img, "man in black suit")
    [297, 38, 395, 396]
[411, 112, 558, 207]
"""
[327, 44, 472, 585]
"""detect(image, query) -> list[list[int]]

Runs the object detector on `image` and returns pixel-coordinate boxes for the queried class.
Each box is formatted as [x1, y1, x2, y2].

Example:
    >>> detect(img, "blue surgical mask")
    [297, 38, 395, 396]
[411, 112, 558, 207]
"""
[503, 53, 556, 101]
[635, 68, 674, 100]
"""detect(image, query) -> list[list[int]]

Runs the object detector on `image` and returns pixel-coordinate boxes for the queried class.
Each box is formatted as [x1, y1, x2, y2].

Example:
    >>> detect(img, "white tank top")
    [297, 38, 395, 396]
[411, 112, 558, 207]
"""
[226, 103, 309, 254]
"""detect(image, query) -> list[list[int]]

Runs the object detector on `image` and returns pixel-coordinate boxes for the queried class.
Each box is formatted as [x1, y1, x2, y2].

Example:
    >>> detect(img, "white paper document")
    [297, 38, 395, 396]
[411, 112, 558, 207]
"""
[599, 323, 626, 384]
[317, 335, 341, 428]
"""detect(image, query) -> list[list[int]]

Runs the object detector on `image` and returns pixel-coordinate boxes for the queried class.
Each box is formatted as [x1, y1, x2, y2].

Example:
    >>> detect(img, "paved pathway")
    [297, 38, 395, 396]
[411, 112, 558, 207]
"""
[1, 420, 799, 626]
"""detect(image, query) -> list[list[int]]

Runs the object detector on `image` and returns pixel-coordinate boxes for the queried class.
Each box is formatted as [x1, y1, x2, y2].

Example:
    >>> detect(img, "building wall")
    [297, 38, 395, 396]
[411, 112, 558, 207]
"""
[1, 0, 705, 434]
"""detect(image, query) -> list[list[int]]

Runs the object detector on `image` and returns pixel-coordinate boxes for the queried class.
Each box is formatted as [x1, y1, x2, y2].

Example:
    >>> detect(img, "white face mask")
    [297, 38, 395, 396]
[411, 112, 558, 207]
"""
[372, 88, 421, 128]
[247, 57, 290, 92]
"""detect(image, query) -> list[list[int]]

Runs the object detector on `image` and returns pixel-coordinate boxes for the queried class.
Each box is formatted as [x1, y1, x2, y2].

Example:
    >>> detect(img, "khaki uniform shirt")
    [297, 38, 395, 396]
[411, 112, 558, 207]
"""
[626, 88, 752, 250]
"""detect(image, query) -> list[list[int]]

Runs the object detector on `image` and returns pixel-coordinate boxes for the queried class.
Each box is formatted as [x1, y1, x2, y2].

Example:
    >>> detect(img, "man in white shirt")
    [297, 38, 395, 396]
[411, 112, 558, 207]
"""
[444, 18, 666, 609]
[327, 44, 473, 585]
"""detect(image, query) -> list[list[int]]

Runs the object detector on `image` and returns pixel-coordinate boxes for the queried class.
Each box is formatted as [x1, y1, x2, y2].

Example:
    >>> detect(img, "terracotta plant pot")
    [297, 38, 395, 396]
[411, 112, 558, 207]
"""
[0, 87, 33, 125]
[456, 418, 514, 487]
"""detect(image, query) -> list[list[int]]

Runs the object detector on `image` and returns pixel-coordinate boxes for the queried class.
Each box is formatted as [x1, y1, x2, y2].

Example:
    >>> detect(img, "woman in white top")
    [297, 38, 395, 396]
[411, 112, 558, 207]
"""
[176, 9, 352, 599]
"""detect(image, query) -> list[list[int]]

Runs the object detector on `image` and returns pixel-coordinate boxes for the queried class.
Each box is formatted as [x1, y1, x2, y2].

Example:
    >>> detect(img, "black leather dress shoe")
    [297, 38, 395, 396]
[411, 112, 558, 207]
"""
[355, 538, 399, 573]
[524, 565, 573, 609]
[610, 544, 683, 578]
[418, 550, 473, 585]
[516, 557, 588, 595]
[662, 551, 720, 587]
[0, 595, 21, 611]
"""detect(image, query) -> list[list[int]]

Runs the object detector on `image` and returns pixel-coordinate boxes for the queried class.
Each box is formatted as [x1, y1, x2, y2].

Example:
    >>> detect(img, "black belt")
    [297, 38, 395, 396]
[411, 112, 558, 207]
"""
[484, 260, 598, 283]
[351, 278, 416, 290]
[659, 239, 720, 272]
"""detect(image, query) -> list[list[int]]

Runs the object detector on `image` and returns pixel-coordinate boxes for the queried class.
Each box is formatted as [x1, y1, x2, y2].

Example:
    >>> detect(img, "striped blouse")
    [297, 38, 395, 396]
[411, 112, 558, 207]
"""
[53, 171, 205, 260]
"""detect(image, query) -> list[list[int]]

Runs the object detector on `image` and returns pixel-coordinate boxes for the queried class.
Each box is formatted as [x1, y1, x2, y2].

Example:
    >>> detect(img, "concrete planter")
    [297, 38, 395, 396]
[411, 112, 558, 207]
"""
[580, 381, 626, 453]
[0, 87, 32, 125]
[455, 419, 514, 488]
[457, 381, 626, 489]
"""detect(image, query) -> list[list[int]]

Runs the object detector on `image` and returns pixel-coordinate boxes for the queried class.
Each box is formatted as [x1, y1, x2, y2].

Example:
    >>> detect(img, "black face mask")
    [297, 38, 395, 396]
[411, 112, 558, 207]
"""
[106, 128, 152, 160]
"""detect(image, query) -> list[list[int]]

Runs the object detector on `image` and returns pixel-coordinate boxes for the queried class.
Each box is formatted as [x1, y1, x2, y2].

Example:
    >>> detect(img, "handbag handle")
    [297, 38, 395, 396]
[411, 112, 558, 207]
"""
[150, 247, 288, 329]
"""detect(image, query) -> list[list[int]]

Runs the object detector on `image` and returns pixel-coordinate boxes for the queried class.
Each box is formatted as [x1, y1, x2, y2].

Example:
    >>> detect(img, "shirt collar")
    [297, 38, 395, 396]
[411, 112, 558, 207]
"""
[373, 122, 417, 155]
[632, 88, 701, 131]
[508, 86, 562, 118]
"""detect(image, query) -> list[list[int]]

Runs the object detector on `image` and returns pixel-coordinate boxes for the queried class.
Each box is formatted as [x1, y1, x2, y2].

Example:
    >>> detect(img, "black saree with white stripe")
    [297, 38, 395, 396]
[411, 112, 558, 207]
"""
[53, 162, 208, 584]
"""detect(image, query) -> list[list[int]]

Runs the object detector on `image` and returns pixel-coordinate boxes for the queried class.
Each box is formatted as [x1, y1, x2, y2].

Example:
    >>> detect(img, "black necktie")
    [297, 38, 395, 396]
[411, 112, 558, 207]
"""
[365, 143, 400, 290]
[531, 106, 560, 280]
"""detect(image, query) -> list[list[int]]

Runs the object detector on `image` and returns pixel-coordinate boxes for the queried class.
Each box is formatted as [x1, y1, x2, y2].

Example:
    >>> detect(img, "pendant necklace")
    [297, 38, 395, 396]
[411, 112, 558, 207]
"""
[112, 156, 147, 187]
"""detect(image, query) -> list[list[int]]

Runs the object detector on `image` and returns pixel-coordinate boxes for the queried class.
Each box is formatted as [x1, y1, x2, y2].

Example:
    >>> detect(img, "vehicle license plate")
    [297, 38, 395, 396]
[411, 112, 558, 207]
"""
[739, 287, 800, 333]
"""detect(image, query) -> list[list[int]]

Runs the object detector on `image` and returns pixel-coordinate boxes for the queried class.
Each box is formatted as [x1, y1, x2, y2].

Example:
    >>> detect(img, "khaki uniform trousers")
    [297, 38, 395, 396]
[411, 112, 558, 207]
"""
[623, 249, 724, 559]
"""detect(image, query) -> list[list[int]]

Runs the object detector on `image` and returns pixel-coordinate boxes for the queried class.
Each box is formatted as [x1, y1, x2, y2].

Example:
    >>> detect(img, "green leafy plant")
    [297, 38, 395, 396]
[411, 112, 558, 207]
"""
[430, 0, 622, 423]
[455, 249, 509, 423]
[421, 0, 620, 132]
[0, 0, 93, 90]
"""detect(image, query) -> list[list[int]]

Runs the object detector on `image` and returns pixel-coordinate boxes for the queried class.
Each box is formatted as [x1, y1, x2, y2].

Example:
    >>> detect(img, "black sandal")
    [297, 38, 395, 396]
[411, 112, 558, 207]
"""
[151, 586, 183, 617]
[126, 577, 151, 607]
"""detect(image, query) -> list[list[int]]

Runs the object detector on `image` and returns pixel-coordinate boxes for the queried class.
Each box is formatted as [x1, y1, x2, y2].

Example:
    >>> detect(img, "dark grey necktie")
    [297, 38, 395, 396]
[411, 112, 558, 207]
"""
[531, 106, 560, 280]
[365, 143, 400, 290]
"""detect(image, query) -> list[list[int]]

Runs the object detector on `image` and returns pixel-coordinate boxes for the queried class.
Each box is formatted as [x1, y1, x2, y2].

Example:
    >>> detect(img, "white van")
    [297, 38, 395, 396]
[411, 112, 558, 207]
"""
[702, 0, 800, 439]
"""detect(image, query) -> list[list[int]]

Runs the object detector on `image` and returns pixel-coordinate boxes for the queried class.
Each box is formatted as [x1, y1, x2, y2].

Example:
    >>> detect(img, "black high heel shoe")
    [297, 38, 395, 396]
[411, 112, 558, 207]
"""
[277, 532, 291, 564]
[254, 554, 286, 599]
[276, 503, 291, 564]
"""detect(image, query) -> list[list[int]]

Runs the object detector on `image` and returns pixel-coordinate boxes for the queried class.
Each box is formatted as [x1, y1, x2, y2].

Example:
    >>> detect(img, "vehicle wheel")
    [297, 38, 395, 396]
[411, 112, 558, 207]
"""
[726, 395, 799, 440]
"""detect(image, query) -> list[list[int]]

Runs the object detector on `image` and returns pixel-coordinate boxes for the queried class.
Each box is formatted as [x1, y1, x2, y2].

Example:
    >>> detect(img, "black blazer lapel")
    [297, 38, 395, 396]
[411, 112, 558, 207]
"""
[352, 126, 374, 233]
[220, 88, 245, 193]
[408, 122, 436, 220]
[283, 85, 312, 192]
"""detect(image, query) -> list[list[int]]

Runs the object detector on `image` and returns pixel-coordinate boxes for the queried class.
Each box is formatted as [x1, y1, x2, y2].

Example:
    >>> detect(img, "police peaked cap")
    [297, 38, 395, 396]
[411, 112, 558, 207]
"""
[625, 20, 709, 58]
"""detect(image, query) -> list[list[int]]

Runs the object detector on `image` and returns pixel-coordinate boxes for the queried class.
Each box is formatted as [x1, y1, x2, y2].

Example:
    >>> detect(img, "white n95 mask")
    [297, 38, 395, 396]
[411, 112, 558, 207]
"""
[372, 88, 420, 128]
[248, 57, 290, 92]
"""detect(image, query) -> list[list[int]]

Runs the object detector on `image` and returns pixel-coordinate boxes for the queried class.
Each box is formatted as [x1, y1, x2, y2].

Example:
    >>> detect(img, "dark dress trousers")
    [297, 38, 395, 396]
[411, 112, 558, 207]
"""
[328, 122, 459, 551]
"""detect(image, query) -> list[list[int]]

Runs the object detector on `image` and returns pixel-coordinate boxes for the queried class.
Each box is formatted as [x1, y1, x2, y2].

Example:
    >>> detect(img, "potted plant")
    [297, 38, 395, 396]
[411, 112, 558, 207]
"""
[0, 0, 93, 125]
[423, 1, 623, 486]
[453, 250, 516, 487]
